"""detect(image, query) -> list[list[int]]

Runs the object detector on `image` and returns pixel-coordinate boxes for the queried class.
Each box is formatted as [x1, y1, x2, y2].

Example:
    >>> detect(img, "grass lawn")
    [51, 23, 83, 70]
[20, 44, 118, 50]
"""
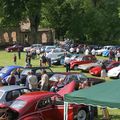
[0, 50, 120, 119]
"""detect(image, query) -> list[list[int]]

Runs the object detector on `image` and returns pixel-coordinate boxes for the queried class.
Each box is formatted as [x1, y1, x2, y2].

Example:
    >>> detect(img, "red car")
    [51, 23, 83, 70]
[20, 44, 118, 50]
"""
[70, 55, 97, 70]
[5, 45, 23, 52]
[0, 82, 97, 120]
[89, 61, 120, 76]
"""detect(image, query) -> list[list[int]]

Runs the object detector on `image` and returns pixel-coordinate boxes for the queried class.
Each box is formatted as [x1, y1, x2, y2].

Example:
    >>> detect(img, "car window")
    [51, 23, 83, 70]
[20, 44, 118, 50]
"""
[10, 100, 26, 110]
[37, 97, 52, 108]
[51, 96, 64, 105]
[67, 75, 78, 83]
[20, 89, 31, 94]
[21, 69, 32, 75]
[0, 67, 9, 73]
[6, 90, 20, 101]
[0, 91, 4, 99]
[44, 68, 53, 73]
[35, 69, 42, 74]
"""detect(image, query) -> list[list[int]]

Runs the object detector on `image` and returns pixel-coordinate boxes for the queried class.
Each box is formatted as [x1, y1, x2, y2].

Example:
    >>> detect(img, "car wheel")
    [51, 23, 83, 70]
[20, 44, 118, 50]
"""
[118, 73, 120, 79]
[77, 109, 87, 120]
[74, 65, 78, 70]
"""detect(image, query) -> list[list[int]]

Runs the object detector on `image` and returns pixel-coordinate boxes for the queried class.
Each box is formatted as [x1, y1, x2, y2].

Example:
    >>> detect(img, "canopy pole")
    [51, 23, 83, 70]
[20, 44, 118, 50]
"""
[64, 102, 68, 120]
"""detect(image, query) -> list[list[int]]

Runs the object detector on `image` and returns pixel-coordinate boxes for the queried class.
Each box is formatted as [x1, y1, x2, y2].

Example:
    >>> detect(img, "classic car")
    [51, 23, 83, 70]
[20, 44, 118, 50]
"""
[23, 44, 42, 52]
[78, 60, 109, 72]
[5, 45, 23, 52]
[20, 67, 54, 85]
[107, 65, 120, 78]
[49, 72, 105, 90]
[0, 82, 97, 120]
[70, 55, 97, 70]
[0, 85, 31, 106]
[95, 45, 115, 56]
[0, 66, 23, 84]
[89, 61, 120, 76]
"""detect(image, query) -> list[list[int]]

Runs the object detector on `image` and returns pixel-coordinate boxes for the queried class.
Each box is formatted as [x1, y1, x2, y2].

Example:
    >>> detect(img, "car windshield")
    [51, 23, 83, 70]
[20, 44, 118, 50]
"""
[0, 91, 4, 99]
[10, 100, 26, 110]
[21, 69, 32, 75]
[0, 67, 9, 74]
[49, 74, 66, 82]
[78, 73, 88, 81]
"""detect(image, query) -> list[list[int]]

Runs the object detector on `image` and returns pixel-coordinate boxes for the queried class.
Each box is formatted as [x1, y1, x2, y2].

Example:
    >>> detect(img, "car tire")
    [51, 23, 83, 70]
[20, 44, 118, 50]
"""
[118, 73, 120, 79]
[76, 109, 87, 120]
[74, 65, 78, 70]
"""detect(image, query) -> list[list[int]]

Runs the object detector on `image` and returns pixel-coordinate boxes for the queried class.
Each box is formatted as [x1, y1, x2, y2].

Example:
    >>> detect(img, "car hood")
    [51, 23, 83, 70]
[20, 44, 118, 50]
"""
[57, 81, 76, 97]
[108, 66, 120, 73]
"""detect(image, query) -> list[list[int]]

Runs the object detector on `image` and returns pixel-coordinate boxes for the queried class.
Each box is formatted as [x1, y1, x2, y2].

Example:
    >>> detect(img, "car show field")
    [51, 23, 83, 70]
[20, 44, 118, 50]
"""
[0, 50, 120, 119]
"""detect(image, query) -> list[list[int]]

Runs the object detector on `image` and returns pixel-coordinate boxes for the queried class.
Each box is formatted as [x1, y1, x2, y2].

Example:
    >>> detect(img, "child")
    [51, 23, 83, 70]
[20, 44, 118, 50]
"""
[13, 54, 17, 64]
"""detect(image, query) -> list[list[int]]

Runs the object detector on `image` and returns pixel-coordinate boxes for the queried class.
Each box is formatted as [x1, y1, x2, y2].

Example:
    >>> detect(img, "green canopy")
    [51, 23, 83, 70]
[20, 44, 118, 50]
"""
[65, 80, 120, 108]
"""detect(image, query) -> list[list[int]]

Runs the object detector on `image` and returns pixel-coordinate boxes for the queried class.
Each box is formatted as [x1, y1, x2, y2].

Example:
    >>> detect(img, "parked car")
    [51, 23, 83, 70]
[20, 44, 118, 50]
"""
[78, 60, 109, 72]
[5, 45, 23, 52]
[20, 67, 54, 84]
[49, 72, 105, 90]
[0, 85, 31, 106]
[41, 45, 56, 53]
[0, 66, 23, 84]
[95, 45, 116, 56]
[107, 65, 120, 78]
[0, 85, 97, 120]
[70, 55, 97, 70]
[23, 44, 42, 53]
[89, 61, 120, 76]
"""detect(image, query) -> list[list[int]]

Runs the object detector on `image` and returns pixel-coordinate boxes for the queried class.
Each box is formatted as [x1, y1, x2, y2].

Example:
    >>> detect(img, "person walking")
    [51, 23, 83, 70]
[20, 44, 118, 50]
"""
[39, 70, 49, 91]
[64, 55, 71, 72]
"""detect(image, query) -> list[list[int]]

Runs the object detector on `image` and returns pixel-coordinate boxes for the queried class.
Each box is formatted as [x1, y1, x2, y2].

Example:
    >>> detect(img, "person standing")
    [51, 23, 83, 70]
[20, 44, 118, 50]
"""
[13, 54, 17, 64]
[27, 72, 38, 90]
[6, 72, 16, 85]
[18, 48, 21, 60]
[101, 63, 107, 80]
[39, 70, 49, 91]
[64, 55, 71, 72]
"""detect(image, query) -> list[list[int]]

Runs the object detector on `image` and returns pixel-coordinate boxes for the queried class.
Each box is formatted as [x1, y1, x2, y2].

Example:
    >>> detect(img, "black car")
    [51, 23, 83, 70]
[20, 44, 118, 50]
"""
[20, 67, 54, 84]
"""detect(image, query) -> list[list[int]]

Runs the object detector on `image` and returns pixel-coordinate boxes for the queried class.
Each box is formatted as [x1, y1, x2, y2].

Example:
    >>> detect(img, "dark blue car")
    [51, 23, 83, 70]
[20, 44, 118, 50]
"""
[0, 66, 23, 84]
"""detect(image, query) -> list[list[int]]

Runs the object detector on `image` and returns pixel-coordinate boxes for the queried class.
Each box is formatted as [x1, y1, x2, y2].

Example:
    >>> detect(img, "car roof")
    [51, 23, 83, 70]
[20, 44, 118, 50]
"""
[4, 66, 23, 69]
[17, 91, 56, 102]
[0, 85, 28, 92]
[53, 72, 81, 75]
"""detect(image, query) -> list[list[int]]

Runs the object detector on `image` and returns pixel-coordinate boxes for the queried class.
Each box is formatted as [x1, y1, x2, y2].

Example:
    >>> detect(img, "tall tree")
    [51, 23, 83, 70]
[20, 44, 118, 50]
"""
[0, 0, 42, 43]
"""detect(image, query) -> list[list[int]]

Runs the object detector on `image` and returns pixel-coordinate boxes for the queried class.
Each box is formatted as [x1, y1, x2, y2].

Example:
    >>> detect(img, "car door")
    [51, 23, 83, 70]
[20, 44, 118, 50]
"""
[5, 90, 21, 105]
[36, 97, 56, 120]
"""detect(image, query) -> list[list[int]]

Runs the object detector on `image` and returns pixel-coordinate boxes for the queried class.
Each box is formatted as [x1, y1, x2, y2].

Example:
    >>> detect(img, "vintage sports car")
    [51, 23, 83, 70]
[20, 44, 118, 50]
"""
[49, 72, 105, 90]
[0, 66, 23, 84]
[89, 61, 120, 76]
[78, 60, 109, 72]
[0, 82, 97, 120]
[0, 85, 31, 106]
[5, 45, 23, 52]
[70, 55, 97, 70]
[20, 67, 54, 85]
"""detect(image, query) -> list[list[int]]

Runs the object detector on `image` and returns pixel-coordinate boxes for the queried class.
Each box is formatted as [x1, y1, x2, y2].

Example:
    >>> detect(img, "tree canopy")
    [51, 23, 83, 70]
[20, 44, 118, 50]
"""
[0, 0, 120, 44]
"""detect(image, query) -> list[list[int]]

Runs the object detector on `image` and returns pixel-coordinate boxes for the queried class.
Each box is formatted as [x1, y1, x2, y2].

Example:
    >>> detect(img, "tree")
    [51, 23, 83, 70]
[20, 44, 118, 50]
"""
[0, 0, 42, 43]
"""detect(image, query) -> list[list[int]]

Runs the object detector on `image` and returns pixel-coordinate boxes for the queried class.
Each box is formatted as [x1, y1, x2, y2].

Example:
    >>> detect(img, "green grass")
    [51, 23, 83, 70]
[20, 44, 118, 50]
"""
[0, 50, 120, 119]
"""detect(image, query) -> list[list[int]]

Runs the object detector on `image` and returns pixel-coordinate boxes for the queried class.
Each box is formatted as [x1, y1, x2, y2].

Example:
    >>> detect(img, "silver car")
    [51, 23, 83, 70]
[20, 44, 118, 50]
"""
[0, 85, 31, 106]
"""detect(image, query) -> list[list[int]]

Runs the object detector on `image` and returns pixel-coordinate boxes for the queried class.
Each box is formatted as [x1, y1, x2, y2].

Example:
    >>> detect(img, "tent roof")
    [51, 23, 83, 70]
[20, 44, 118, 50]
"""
[65, 80, 120, 108]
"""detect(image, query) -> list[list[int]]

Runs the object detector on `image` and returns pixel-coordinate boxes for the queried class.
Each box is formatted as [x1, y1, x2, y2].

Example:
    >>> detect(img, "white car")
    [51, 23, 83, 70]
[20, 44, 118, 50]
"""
[107, 65, 120, 78]
[95, 45, 115, 55]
